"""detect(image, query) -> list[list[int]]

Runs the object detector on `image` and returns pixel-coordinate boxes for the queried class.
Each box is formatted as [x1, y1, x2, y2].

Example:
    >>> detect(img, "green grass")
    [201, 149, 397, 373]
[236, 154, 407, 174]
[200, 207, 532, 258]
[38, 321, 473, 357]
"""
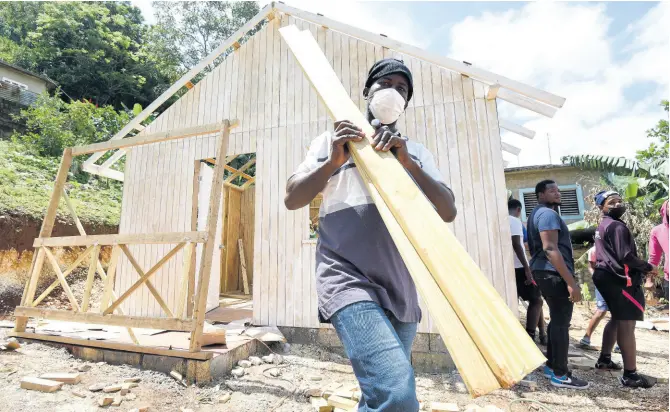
[0, 140, 121, 226]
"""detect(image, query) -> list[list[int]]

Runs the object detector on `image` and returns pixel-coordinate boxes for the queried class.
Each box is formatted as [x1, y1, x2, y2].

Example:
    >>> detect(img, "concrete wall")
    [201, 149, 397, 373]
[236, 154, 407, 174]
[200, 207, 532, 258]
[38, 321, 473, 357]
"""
[0, 66, 49, 94]
[505, 166, 601, 224]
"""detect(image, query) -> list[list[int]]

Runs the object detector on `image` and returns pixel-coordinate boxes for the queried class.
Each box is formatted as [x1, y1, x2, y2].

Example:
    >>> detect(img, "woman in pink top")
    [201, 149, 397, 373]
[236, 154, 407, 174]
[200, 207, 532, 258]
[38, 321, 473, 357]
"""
[647, 200, 669, 300]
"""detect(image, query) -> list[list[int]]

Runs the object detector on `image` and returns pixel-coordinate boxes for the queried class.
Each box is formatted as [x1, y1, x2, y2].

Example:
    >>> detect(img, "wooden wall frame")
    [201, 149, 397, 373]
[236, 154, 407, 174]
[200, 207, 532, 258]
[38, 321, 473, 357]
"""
[14, 119, 238, 354]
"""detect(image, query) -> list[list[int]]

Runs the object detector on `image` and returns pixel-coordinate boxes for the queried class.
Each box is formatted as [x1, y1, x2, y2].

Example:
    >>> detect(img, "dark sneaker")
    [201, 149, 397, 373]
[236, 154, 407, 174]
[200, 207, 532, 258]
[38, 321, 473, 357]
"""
[596, 359, 622, 371]
[539, 333, 547, 346]
[620, 373, 655, 389]
[550, 372, 590, 389]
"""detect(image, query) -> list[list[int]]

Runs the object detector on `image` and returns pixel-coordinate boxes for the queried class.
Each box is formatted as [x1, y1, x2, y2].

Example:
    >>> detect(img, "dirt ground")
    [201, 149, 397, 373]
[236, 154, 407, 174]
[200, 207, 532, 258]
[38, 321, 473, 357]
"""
[1, 301, 668, 412]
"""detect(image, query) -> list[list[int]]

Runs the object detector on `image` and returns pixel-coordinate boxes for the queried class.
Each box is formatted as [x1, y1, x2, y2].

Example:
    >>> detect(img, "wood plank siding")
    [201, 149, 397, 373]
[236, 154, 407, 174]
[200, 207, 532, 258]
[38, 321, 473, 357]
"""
[116, 14, 516, 331]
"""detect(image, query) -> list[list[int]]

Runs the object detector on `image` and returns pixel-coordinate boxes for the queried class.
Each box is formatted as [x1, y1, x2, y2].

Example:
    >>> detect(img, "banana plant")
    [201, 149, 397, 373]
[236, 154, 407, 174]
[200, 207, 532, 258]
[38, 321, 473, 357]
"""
[563, 155, 668, 207]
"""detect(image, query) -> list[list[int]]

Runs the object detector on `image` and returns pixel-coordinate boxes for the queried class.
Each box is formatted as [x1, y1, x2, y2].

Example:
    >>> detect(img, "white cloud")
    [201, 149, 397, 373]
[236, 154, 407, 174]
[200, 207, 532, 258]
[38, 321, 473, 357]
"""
[449, 2, 669, 167]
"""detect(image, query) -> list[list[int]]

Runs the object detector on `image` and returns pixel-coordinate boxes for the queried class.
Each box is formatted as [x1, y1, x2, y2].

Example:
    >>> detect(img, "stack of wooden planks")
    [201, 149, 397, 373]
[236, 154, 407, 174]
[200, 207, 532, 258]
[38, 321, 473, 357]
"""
[279, 25, 546, 397]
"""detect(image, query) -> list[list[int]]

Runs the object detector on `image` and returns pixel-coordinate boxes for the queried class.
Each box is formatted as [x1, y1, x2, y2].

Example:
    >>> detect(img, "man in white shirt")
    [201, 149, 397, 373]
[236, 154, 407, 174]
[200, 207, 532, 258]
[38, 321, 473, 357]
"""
[509, 198, 546, 344]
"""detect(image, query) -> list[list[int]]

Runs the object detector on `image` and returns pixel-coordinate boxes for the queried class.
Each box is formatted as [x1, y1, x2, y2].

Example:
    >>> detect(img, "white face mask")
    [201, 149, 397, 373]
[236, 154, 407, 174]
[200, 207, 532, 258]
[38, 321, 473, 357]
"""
[369, 88, 406, 125]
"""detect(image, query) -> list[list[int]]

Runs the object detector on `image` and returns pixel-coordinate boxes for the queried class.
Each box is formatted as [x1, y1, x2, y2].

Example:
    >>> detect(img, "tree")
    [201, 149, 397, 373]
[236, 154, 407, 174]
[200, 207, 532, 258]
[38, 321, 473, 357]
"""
[0, 2, 175, 109]
[637, 100, 669, 164]
[151, 1, 261, 73]
[12, 91, 131, 158]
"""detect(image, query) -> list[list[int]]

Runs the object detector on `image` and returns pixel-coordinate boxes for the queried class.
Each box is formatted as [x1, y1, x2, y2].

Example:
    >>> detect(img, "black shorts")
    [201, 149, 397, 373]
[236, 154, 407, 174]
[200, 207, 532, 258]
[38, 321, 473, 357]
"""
[592, 269, 645, 321]
[515, 268, 541, 301]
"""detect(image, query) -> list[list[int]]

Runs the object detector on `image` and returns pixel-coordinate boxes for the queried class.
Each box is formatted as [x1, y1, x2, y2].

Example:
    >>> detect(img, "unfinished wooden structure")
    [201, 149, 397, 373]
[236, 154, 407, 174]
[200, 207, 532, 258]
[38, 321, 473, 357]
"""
[14, 120, 239, 356]
[48, 3, 564, 339]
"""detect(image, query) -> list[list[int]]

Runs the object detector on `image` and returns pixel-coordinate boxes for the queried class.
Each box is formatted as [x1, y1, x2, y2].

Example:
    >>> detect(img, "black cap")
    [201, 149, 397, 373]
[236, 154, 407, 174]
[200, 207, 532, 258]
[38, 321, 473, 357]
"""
[364, 58, 413, 102]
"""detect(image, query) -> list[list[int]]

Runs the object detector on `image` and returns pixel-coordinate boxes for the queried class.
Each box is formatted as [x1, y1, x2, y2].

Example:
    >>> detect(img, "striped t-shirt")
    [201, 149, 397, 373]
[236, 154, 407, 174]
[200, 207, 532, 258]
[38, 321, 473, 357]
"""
[293, 131, 447, 323]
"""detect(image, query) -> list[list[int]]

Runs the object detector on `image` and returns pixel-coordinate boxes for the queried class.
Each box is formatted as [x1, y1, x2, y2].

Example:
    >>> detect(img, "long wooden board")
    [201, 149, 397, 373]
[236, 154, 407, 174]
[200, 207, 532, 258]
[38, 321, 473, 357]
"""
[14, 307, 194, 331]
[34, 232, 207, 247]
[9, 331, 213, 360]
[279, 25, 545, 394]
[72, 122, 231, 155]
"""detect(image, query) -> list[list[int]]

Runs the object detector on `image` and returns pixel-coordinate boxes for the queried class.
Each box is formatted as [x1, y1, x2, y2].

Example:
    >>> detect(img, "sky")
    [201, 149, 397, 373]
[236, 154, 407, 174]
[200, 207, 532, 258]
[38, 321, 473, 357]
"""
[133, 1, 669, 167]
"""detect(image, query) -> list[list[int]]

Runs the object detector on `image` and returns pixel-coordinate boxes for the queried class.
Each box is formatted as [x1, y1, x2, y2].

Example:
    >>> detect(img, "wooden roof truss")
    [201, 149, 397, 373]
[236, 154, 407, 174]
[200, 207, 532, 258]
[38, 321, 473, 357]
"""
[82, 2, 564, 181]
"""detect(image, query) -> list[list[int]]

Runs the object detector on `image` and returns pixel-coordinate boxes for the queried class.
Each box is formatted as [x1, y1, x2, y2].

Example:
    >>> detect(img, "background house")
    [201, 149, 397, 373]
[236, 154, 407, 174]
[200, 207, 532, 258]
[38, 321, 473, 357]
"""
[0, 60, 56, 138]
[505, 164, 601, 225]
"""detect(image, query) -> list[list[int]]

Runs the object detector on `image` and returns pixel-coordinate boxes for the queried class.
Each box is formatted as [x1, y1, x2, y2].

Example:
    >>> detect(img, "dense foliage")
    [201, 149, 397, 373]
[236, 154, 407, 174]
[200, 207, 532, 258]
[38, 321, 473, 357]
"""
[1, 2, 260, 224]
[0, 141, 122, 225]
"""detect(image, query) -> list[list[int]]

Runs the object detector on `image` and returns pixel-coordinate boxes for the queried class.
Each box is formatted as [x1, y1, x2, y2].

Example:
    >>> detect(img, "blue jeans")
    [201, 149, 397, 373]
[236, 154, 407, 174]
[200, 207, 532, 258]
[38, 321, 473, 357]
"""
[330, 301, 419, 412]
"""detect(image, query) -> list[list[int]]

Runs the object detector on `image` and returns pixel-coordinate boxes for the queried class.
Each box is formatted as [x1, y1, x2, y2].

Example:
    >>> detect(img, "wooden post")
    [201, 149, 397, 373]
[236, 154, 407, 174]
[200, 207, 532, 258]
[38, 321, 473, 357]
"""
[16, 148, 72, 332]
[81, 245, 100, 312]
[189, 121, 231, 352]
[238, 239, 250, 295]
[188, 160, 202, 318]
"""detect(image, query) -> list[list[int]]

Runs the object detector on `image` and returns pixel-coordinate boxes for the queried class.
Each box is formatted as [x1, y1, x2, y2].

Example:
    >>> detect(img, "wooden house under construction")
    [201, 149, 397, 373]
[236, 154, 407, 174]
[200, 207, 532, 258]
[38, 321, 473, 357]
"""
[15, 3, 565, 363]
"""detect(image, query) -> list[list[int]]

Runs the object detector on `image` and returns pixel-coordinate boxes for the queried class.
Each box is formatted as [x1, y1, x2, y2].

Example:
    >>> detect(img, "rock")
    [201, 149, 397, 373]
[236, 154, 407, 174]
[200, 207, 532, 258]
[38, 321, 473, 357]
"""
[77, 364, 92, 372]
[124, 382, 138, 389]
[72, 388, 88, 398]
[303, 387, 323, 397]
[309, 375, 323, 381]
[124, 377, 141, 383]
[126, 393, 137, 401]
[273, 354, 284, 365]
[98, 396, 115, 407]
[430, 402, 459, 412]
[269, 368, 281, 378]
[238, 360, 252, 368]
[519, 379, 537, 391]
[218, 393, 231, 404]
[112, 395, 123, 406]
[569, 358, 595, 371]
[88, 383, 106, 392]
[5, 338, 20, 351]
[231, 368, 245, 378]
[249, 356, 262, 366]
[261, 354, 274, 364]
[96, 362, 106, 366]
[127, 406, 149, 412]
[103, 384, 122, 393]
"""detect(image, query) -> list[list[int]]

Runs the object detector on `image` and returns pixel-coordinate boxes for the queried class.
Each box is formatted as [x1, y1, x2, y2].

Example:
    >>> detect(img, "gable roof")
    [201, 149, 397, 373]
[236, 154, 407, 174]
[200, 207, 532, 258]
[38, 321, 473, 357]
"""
[82, 2, 565, 180]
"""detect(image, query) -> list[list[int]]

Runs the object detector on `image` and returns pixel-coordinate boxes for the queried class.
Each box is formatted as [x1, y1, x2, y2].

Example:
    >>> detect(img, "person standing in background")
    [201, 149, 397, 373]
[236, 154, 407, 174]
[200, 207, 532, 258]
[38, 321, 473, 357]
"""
[580, 245, 620, 353]
[527, 180, 589, 389]
[647, 200, 668, 301]
[508, 198, 546, 344]
[592, 190, 655, 388]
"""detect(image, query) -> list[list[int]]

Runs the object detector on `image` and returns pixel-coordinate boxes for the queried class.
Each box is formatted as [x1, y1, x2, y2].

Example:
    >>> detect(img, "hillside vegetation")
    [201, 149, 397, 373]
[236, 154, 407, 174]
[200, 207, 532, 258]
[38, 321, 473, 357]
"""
[0, 141, 122, 226]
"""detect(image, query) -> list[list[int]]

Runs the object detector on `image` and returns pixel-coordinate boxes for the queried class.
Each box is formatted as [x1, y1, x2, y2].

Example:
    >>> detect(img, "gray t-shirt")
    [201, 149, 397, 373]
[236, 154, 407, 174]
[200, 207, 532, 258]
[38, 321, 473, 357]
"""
[292, 131, 447, 323]
[527, 204, 574, 275]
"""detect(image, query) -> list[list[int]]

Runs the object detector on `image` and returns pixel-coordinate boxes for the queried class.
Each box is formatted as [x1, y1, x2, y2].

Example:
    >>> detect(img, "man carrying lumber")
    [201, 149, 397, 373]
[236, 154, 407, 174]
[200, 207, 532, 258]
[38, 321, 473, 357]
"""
[285, 58, 457, 411]
[508, 198, 546, 344]
[592, 190, 655, 388]
[527, 180, 589, 389]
